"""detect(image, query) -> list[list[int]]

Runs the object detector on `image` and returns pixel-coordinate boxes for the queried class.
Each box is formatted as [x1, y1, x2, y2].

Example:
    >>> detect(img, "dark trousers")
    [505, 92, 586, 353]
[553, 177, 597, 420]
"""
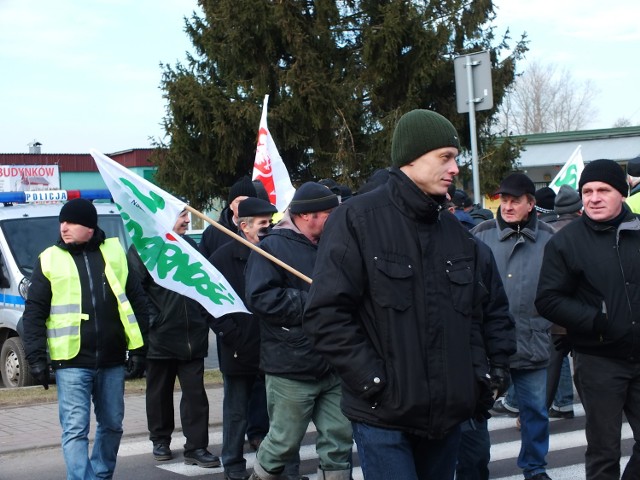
[146, 358, 209, 452]
[574, 352, 640, 480]
[546, 334, 573, 409]
[222, 374, 266, 473]
[456, 419, 490, 480]
[245, 375, 269, 442]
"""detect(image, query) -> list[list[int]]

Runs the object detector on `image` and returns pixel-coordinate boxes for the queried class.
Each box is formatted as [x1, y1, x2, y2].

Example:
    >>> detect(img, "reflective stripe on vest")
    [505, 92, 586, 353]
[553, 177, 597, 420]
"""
[40, 238, 143, 360]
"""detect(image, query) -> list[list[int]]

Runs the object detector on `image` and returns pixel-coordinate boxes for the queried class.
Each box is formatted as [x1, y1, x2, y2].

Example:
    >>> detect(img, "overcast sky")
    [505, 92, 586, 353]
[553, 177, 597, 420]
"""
[1, 0, 638, 154]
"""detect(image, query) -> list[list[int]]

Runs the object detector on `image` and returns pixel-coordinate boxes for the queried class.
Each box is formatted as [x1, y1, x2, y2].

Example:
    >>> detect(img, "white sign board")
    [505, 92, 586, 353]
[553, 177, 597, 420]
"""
[0, 165, 61, 192]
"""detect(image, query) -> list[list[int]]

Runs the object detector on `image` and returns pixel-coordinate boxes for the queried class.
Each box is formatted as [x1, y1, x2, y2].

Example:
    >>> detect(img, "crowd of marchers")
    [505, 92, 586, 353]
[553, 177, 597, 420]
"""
[20, 108, 640, 480]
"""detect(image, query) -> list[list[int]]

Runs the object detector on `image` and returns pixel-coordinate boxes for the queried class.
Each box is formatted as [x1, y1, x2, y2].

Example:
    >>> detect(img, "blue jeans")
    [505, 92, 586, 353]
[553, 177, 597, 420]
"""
[56, 366, 125, 480]
[456, 419, 489, 480]
[511, 368, 549, 478]
[352, 422, 461, 480]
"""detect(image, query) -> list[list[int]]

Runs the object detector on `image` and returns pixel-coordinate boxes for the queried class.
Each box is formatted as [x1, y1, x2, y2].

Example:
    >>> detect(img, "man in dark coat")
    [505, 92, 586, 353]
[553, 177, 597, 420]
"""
[209, 197, 277, 480]
[245, 183, 352, 480]
[303, 110, 492, 480]
[536, 159, 640, 480]
[128, 209, 219, 468]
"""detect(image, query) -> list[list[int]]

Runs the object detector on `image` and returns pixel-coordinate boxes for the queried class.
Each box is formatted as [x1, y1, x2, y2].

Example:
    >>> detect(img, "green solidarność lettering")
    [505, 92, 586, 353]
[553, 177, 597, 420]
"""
[117, 201, 237, 307]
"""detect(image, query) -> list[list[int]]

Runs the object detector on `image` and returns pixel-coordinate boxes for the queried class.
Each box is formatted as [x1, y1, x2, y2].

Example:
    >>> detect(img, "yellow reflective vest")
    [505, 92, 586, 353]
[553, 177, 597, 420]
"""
[40, 238, 143, 360]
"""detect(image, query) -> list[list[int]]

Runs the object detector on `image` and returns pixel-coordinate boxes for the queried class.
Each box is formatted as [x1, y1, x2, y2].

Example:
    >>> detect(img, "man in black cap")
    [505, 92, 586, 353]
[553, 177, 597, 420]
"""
[209, 197, 284, 480]
[199, 176, 258, 258]
[22, 198, 149, 480]
[537, 159, 640, 480]
[304, 109, 493, 479]
[245, 182, 352, 480]
[472, 172, 555, 480]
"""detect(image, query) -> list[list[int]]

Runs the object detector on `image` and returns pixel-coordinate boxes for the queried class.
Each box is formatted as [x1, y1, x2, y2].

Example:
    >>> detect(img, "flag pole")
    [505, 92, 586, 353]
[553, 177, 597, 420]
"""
[186, 205, 312, 284]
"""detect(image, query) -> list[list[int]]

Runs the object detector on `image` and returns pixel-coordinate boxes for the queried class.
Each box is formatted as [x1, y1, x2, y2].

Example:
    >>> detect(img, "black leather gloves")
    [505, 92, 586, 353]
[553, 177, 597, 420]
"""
[489, 364, 511, 399]
[30, 361, 49, 390]
[125, 355, 146, 379]
[474, 377, 494, 421]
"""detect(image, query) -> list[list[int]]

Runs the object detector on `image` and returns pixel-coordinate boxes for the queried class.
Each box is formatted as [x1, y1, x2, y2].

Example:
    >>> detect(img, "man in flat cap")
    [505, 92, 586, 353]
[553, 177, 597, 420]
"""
[209, 197, 302, 480]
[245, 183, 352, 480]
[472, 172, 555, 480]
[537, 159, 640, 479]
[304, 110, 493, 479]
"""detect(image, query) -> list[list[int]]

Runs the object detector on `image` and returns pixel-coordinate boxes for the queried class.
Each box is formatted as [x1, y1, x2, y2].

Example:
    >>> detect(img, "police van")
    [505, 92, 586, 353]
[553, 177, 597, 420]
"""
[0, 190, 129, 387]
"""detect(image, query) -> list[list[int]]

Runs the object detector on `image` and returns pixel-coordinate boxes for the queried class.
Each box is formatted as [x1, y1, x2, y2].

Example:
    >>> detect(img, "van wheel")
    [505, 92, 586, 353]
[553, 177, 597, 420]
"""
[1, 337, 35, 388]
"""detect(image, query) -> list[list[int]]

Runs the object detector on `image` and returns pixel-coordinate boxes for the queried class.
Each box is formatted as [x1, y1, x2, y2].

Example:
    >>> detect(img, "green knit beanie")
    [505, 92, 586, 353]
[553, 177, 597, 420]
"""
[391, 109, 461, 167]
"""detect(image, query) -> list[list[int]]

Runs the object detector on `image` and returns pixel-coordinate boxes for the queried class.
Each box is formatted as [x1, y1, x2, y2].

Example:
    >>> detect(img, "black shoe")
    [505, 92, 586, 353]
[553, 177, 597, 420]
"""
[152, 443, 172, 461]
[529, 473, 552, 480]
[226, 470, 251, 480]
[184, 448, 221, 468]
[490, 398, 519, 417]
[548, 407, 575, 419]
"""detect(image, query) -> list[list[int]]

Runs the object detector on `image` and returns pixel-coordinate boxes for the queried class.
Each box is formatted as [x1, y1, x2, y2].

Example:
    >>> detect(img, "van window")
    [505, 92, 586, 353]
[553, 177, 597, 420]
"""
[0, 214, 129, 278]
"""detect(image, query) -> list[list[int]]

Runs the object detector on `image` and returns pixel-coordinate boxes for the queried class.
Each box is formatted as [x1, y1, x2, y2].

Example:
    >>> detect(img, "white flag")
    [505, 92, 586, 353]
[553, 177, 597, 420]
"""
[252, 95, 296, 212]
[91, 149, 249, 316]
[549, 145, 584, 193]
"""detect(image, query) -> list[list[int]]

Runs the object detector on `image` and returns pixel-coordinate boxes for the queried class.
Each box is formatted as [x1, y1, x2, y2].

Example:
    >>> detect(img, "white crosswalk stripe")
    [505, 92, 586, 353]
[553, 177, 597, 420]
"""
[116, 402, 635, 479]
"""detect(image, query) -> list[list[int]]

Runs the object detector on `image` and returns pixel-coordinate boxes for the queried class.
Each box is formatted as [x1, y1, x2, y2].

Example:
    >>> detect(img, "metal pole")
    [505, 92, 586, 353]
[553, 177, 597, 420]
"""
[465, 59, 481, 205]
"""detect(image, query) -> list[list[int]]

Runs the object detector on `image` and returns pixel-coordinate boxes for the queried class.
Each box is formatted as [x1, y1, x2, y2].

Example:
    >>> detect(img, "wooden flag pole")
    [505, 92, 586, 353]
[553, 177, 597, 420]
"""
[186, 205, 312, 284]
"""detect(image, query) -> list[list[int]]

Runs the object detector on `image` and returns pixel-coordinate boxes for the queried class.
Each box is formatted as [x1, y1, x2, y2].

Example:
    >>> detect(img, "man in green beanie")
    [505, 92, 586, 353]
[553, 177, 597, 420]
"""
[304, 109, 493, 479]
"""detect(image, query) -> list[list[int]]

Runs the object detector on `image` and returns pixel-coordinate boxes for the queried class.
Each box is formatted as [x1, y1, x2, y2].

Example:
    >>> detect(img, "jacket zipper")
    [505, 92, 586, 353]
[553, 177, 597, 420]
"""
[83, 252, 100, 366]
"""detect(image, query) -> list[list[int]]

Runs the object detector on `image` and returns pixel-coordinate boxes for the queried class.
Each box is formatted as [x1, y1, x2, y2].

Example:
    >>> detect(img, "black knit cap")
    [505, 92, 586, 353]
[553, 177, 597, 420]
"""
[535, 187, 556, 213]
[228, 176, 257, 204]
[495, 173, 535, 197]
[579, 159, 628, 198]
[237, 197, 277, 218]
[289, 182, 339, 214]
[59, 198, 98, 229]
[627, 156, 640, 177]
[391, 109, 460, 167]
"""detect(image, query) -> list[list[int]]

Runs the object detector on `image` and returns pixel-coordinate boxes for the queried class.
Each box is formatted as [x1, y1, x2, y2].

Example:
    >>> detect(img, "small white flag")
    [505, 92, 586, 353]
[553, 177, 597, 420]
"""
[252, 95, 296, 212]
[91, 149, 249, 316]
[549, 145, 584, 193]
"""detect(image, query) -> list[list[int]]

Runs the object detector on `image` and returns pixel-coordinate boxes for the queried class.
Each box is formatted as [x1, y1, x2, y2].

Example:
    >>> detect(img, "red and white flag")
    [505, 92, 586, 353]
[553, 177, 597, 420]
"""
[252, 95, 296, 212]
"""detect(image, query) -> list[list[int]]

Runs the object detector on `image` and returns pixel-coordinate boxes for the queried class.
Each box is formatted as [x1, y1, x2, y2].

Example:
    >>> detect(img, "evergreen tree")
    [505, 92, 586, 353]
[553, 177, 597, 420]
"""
[153, 0, 527, 210]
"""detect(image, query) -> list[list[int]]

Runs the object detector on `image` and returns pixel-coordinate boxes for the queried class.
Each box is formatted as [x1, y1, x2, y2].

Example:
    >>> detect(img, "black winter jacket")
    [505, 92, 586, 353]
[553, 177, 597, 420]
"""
[127, 235, 209, 361]
[536, 206, 640, 360]
[23, 229, 149, 369]
[209, 239, 260, 375]
[303, 168, 489, 438]
[245, 213, 331, 381]
[199, 207, 236, 258]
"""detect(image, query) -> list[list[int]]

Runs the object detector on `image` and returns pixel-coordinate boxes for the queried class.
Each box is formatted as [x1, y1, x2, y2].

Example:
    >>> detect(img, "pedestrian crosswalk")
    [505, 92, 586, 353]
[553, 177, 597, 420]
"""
[117, 402, 633, 479]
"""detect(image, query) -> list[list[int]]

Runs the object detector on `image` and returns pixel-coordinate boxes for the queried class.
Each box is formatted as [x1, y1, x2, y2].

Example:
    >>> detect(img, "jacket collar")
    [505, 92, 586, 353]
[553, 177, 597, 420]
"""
[386, 168, 445, 224]
[496, 209, 539, 242]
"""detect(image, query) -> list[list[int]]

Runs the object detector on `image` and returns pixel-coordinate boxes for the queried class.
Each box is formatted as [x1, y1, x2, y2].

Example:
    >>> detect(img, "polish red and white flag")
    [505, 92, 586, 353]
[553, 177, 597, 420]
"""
[252, 95, 296, 212]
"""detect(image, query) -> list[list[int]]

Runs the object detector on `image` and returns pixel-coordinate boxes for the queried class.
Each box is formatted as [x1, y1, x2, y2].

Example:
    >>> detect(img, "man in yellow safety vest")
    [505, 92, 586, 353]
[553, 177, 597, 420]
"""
[22, 198, 149, 480]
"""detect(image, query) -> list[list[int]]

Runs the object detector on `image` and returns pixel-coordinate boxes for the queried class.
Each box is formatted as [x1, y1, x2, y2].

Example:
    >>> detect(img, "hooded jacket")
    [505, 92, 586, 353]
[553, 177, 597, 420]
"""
[303, 168, 489, 438]
[536, 205, 640, 360]
[244, 211, 332, 381]
[23, 228, 149, 369]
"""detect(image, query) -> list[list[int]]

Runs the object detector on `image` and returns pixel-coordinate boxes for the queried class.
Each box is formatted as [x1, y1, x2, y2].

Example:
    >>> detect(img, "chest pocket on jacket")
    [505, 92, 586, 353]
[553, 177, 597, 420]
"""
[373, 258, 413, 311]
[445, 256, 474, 316]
